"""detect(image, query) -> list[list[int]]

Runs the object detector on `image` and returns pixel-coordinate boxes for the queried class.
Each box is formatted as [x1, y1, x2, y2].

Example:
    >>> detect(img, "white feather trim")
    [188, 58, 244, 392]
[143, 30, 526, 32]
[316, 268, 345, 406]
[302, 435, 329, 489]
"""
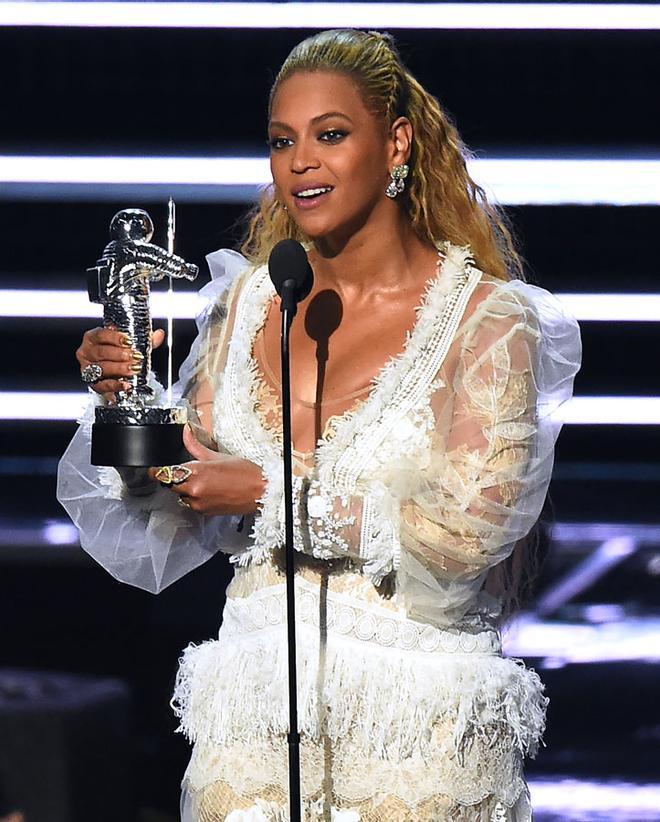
[171, 622, 547, 769]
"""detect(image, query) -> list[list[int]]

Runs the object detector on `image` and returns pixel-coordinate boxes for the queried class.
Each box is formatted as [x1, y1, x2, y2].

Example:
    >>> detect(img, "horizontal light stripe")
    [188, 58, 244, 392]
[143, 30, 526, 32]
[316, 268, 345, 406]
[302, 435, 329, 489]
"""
[0, 393, 91, 421]
[3, 289, 660, 322]
[558, 396, 660, 425]
[504, 613, 660, 664]
[528, 779, 660, 812]
[0, 156, 268, 186]
[0, 290, 202, 319]
[1, 155, 659, 205]
[555, 293, 660, 322]
[2, 394, 659, 423]
[1, 2, 659, 31]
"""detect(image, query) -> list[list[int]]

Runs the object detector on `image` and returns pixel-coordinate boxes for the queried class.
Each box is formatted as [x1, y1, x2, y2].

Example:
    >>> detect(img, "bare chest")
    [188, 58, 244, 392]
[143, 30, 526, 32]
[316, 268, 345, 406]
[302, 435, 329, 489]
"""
[252, 288, 425, 451]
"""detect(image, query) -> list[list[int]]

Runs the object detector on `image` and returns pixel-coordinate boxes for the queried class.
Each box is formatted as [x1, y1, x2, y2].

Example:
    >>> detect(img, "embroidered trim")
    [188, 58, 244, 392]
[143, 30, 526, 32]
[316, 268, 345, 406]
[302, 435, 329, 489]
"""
[305, 481, 357, 559]
[221, 579, 503, 656]
[219, 244, 484, 573]
[319, 244, 483, 493]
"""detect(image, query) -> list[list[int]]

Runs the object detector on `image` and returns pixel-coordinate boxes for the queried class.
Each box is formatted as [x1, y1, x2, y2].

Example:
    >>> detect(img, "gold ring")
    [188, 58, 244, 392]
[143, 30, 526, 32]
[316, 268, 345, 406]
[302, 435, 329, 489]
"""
[154, 465, 192, 486]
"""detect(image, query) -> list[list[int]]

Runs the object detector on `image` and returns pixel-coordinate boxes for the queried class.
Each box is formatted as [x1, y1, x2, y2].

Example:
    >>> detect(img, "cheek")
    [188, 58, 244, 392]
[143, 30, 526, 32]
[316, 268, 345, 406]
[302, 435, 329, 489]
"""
[269, 155, 285, 190]
[342, 150, 387, 198]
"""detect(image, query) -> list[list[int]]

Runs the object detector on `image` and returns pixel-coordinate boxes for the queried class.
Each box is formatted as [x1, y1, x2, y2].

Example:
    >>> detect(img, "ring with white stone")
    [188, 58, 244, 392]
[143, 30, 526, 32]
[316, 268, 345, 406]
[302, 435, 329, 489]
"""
[81, 363, 103, 384]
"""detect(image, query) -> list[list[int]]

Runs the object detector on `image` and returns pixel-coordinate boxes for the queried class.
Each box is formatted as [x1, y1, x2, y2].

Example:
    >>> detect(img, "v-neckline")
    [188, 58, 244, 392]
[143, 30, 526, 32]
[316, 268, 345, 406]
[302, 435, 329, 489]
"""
[240, 242, 461, 459]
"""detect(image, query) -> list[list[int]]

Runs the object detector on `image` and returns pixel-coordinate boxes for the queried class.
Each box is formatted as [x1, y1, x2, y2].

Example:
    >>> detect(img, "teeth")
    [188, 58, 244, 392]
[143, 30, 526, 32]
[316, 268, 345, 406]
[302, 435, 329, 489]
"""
[295, 187, 332, 199]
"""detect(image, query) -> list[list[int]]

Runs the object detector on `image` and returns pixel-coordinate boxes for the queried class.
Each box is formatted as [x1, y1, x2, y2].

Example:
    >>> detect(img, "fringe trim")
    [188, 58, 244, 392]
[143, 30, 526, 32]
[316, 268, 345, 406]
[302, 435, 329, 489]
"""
[171, 622, 548, 767]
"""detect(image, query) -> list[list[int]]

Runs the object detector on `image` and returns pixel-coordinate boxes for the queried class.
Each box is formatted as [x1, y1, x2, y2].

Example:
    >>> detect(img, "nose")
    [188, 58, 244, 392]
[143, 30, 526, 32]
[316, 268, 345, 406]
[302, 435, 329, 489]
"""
[290, 136, 320, 174]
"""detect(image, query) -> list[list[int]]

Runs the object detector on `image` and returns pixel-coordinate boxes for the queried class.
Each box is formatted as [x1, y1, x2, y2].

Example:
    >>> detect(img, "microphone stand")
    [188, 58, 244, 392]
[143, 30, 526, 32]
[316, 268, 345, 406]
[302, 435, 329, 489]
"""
[280, 280, 302, 822]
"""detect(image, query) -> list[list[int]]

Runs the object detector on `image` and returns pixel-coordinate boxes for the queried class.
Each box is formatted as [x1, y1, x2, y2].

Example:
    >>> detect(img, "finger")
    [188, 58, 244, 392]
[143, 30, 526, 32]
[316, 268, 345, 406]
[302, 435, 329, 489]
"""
[87, 327, 134, 348]
[176, 492, 196, 511]
[152, 328, 166, 349]
[149, 464, 194, 490]
[80, 358, 142, 381]
[77, 329, 134, 368]
[182, 424, 216, 462]
[89, 379, 133, 396]
[88, 344, 140, 365]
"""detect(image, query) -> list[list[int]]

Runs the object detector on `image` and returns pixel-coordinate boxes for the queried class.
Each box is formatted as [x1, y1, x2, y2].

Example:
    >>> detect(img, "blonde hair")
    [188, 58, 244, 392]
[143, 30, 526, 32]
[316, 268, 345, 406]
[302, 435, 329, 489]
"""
[241, 28, 524, 282]
[241, 28, 541, 622]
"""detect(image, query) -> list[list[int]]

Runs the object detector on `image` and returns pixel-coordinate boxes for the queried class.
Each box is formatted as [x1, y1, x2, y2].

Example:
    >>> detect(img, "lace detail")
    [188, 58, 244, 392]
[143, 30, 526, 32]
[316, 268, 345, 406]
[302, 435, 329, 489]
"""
[220, 579, 502, 656]
[216, 242, 484, 577]
[316, 244, 482, 495]
[305, 483, 357, 558]
[186, 770, 530, 821]
[184, 728, 532, 814]
[171, 575, 548, 779]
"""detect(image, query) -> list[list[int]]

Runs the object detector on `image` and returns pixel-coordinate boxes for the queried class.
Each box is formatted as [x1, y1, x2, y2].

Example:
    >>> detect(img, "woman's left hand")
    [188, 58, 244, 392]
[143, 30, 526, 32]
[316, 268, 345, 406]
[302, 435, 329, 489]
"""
[149, 425, 265, 516]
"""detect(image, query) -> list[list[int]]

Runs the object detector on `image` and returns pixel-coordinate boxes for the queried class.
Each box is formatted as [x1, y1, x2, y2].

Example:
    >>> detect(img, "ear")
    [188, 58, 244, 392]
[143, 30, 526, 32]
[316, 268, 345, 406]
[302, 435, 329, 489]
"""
[388, 116, 413, 167]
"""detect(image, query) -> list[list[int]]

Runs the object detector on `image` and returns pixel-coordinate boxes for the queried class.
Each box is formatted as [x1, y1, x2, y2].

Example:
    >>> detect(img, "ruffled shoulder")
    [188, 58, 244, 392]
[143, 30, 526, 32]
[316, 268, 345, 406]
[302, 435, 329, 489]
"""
[464, 276, 583, 421]
[194, 248, 253, 325]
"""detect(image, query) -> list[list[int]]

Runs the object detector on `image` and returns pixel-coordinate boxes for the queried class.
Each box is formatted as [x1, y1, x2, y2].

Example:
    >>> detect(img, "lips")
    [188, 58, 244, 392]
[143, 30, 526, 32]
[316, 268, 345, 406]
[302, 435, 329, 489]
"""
[290, 184, 334, 210]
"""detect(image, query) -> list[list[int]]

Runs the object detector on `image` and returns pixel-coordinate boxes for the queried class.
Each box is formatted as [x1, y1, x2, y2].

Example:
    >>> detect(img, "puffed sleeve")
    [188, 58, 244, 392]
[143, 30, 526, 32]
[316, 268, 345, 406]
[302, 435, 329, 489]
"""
[396, 278, 582, 624]
[56, 249, 253, 593]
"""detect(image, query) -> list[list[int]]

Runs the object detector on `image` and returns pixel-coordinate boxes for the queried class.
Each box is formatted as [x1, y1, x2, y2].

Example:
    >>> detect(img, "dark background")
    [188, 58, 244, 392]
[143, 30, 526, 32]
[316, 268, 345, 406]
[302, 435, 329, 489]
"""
[1, 8, 659, 821]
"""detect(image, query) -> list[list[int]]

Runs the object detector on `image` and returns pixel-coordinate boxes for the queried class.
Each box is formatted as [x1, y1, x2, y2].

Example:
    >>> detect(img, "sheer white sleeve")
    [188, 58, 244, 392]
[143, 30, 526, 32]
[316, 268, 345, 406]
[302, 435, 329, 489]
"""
[56, 249, 253, 593]
[299, 476, 399, 585]
[396, 279, 582, 624]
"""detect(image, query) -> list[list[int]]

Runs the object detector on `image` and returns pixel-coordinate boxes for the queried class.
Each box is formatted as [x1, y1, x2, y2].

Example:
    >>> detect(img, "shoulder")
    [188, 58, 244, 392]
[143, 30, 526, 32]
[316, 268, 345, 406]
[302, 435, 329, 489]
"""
[462, 266, 576, 338]
[442, 248, 580, 364]
[196, 249, 267, 322]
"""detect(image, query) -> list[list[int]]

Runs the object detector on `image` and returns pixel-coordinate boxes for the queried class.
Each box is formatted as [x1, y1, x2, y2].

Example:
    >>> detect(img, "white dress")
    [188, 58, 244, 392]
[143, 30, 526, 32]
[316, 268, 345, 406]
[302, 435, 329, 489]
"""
[57, 242, 582, 821]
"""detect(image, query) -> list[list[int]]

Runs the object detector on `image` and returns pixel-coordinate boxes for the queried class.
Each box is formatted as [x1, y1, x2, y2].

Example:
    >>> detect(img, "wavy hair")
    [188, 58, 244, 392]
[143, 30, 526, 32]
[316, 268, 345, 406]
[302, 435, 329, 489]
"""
[241, 28, 542, 621]
[241, 28, 524, 282]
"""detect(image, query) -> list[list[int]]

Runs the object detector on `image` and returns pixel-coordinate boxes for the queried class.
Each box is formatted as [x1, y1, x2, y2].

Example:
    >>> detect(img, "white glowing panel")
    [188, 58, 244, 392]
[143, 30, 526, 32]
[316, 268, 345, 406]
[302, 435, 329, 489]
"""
[556, 293, 660, 322]
[528, 779, 660, 814]
[0, 156, 268, 186]
[3, 394, 660, 423]
[3, 289, 660, 322]
[1, 155, 659, 205]
[0, 290, 201, 320]
[0, 393, 90, 421]
[1, 3, 660, 31]
[557, 396, 660, 425]
[503, 613, 660, 663]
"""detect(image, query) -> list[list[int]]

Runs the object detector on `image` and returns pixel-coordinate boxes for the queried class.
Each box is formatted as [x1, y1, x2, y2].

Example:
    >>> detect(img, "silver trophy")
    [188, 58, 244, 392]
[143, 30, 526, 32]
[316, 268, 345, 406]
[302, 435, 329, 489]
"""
[86, 207, 198, 466]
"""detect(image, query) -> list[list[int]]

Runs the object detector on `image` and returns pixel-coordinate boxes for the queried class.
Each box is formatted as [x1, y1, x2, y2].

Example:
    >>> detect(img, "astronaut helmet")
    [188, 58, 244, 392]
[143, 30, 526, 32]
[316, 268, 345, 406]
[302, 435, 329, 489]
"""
[109, 209, 154, 243]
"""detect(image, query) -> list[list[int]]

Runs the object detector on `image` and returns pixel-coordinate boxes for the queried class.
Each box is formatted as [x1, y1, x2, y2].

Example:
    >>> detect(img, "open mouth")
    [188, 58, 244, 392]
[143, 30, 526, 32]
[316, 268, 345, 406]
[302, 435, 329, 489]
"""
[293, 185, 334, 202]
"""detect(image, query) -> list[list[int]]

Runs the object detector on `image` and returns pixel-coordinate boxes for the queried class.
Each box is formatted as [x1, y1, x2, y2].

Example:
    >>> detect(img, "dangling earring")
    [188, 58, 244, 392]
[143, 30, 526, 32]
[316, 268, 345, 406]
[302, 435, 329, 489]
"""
[385, 164, 409, 199]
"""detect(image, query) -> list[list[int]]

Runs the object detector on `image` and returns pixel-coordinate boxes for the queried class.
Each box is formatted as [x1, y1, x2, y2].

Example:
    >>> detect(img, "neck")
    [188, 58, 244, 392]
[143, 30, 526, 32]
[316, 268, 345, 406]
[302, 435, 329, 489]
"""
[309, 209, 437, 300]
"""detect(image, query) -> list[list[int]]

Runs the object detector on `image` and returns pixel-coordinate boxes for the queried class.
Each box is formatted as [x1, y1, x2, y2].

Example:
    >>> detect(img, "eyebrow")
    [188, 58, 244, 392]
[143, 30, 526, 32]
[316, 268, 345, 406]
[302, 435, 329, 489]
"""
[268, 111, 355, 131]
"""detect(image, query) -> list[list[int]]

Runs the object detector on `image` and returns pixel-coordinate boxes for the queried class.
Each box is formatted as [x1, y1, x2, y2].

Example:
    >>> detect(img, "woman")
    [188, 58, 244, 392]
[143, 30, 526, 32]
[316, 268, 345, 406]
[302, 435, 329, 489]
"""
[58, 29, 582, 821]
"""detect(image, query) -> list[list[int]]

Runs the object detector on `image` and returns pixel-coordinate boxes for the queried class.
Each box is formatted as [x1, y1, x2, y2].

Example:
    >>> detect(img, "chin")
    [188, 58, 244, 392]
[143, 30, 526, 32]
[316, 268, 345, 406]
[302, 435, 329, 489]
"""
[290, 213, 336, 240]
[292, 210, 365, 245]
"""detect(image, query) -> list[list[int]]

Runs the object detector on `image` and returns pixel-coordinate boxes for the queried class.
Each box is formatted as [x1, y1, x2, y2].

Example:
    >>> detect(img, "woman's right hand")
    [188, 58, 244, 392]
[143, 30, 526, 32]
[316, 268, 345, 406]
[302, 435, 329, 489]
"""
[76, 326, 166, 399]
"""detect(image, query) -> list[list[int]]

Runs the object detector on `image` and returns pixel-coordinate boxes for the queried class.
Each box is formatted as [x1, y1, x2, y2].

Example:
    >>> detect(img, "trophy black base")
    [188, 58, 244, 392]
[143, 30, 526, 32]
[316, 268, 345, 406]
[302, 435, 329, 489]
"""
[91, 422, 190, 467]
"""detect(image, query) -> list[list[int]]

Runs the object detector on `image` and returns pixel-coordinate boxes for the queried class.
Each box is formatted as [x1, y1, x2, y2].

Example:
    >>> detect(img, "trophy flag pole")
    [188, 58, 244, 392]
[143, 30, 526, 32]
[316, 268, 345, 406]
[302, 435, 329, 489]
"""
[166, 197, 176, 406]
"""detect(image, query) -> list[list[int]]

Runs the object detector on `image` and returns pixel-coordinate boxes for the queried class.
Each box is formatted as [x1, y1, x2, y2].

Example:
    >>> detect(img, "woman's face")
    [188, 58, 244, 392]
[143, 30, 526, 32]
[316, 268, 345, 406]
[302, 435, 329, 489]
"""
[268, 71, 393, 244]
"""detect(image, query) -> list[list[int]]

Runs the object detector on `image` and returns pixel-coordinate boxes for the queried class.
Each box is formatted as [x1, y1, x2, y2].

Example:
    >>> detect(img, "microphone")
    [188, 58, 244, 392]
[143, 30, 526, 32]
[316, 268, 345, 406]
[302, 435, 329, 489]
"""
[268, 239, 314, 316]
[266, 237, 313, 822]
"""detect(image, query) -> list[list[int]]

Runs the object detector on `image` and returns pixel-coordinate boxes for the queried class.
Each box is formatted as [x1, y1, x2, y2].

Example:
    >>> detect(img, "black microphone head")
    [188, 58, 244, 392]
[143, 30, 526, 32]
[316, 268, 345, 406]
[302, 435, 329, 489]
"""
[268, 239, 314, 303]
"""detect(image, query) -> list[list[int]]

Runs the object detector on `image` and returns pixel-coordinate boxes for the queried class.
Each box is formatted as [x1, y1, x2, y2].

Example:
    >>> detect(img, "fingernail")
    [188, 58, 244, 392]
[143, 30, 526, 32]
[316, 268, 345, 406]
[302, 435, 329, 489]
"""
[121, 334, 132, 348]
[131, 351, 144, 362]
[130, 363, 142, 373]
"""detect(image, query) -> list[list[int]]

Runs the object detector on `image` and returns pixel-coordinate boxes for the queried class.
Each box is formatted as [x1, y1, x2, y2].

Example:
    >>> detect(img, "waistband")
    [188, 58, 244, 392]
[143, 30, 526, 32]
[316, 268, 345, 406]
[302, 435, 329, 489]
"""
[222, 577, 502, 656]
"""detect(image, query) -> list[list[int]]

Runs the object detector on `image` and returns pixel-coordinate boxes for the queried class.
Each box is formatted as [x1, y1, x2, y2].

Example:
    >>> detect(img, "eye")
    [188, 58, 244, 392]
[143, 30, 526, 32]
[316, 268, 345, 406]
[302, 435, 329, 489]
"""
[319, 129, 348, 144]
[268, 136, 293, 150]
